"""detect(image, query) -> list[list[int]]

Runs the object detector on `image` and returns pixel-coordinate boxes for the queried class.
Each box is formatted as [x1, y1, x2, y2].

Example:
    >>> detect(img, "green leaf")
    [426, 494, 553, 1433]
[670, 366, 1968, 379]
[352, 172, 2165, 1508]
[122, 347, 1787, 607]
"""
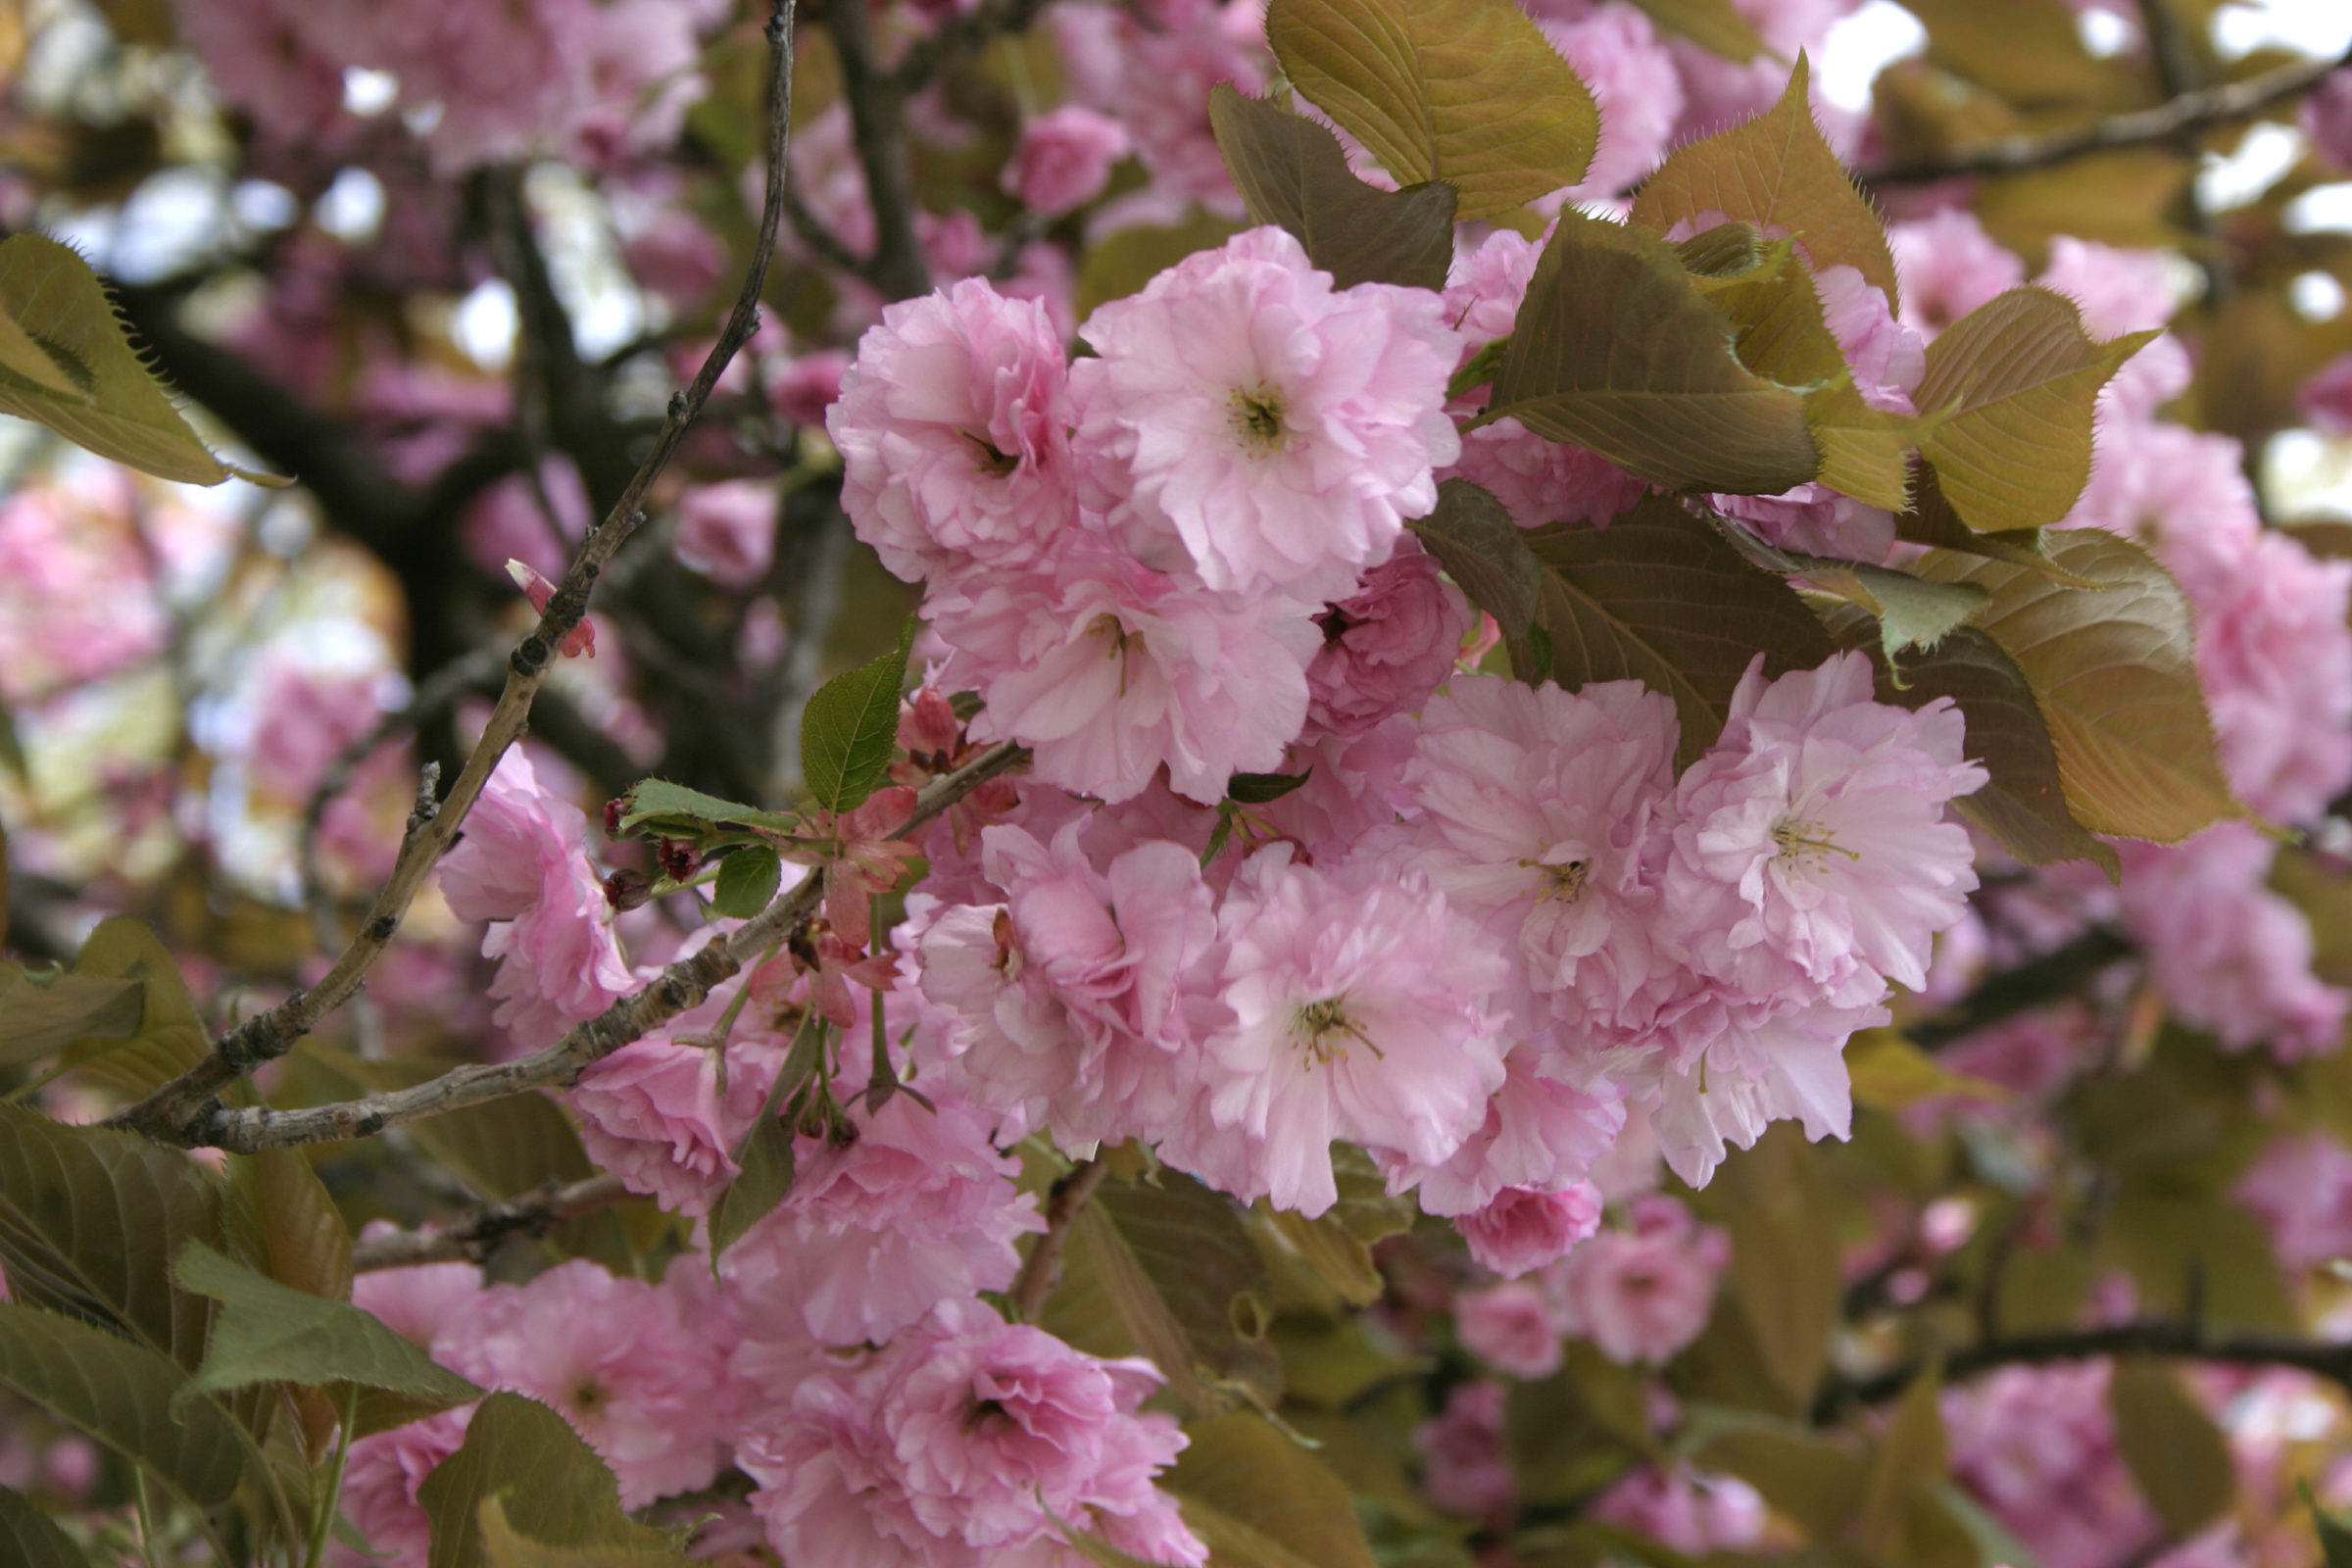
[1409, 478, 1543, 639]
[612, 779, 797, 843]
[477, 1496, 694, 1568]
[1226, 770, 1312, 806]
[0, 1301, 252, 1514]
[1505, 1346, 1653, 1505]
[1911, 528, 2237, 844]
[1690, 1417, 1865, 1540]
[1893, 465, 2103, 583]
[239, 1147, 353, 1304]
[0, 234, 266, 485]
[1207, 87, 1457, 291]
[172, 1242, 481, 1437]
[1719, 520, 1985, 662]
[1523, 496, 1838, 766]
[1698, 238, 1850, 392]
[1484, 210, 1819, 494]
[1620, 0, 1768, 60]
[706, 1105, 795, 1262]
[1702, 1124, 1839, 1406]
[1809, 382, 1925, 512]
[1631, 54, 1900, 311]
[1914, 288, 2155, 533]
[1076, 211, 1247, 318]
[1845, 1029, 2008, 1110]
[0, 1483, 96, 1568]
[0, 964, 142, 1067]
[1856, 1362, 1947, 1562]
[1039, 1170, 1280, 1416]
[0, 1102, 221, 1369]
[49, 918, 210, 1101]
[709, 846, 783, 918]
[2303, 1480, 2352, 1568]
[2109, 1360, 2234, 1537]
[1264, 0, 1597, 221]
[420, 1393, 679, 1568]
[801, 628, 910, 816]
[1163, 1412, 1379, 1568]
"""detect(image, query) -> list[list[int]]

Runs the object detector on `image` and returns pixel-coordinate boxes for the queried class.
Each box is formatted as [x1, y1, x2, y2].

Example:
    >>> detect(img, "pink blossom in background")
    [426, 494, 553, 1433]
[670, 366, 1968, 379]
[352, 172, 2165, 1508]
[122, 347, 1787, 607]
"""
[1590, 1465, 1768, 1553]
[1456, 1181, 1605, 1278]
[1004, 105, 1132, 216]
[1548, 1195, 1729, 1365]
[772, 348, 852, 428]
[1455, 1279, 1568, 1379]
[437, 1258, 728, 1507]
[2037, 237, 2179, 340]
[2118, 825, 2349, 1060]
[1198, 847, 1510, 1214]
[931, 533, 1319, 805]
[2304, 352, 2352, 436]
[463, 455, 591, 585]
[1413, 1381, 1515, 1517]
[738, 1298, 1203, 1568]
[1943, 1361, 2163, 1568]
[1888, 208, 2025, 336]
[1815, 264, 1926, 415]
[717, 1087, 1043, 1346]
[1710, 484, 1896, 562]
[2306, 68, 2352, 170]
[0, 475, 171, 705]
[832, 279, 1078, 582]
[2236, 1131, 2352, 1275]
[1445, 418, 1648, 529]
[1073, 225, 1461, 601]
[350, 1246, 481, 1348]
[1541, 5, 1684, 199]
[1302, 540, 1472, 740]
[673, 480, 778, 588]
[1114, 4, 1267, 217]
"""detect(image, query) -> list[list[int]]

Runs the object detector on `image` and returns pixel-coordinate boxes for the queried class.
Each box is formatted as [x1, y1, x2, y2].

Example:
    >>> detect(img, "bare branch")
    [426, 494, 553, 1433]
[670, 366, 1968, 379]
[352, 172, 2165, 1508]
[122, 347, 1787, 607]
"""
[352, 1174, 633, 1271]
[1861, 44, 2349, 185]
[160, 741, 1025, 1153]
[825, 0, 933, 302]
[109, 0, 805, 1145]
[1817, 1318, 2352, 1417]
[1008, 1155, 1109, 1321]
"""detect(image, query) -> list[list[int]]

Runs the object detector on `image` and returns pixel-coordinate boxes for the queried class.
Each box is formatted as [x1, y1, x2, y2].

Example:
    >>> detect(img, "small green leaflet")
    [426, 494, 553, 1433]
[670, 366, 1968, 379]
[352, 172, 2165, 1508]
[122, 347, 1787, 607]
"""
[802, 620, 914, 816]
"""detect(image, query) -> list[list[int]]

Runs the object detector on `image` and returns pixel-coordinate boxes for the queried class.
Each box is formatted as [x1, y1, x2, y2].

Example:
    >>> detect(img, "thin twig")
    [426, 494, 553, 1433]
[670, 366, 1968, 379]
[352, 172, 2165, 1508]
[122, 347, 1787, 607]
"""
[1861, 44, 2349, 185]
[109, 0, 805, 1144]
[351, 1174, 633, 1271]
[825, 0, 933, 302]
[157, 741, 1024, 1153]
[1816, 1318, 2352, 1419]
[1009, 1155, 1110, 1321]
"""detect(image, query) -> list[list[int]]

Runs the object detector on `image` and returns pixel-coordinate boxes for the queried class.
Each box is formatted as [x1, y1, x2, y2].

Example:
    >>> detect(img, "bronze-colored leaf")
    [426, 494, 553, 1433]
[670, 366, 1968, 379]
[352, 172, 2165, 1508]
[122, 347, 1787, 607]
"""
[1207, 87, 1457, 291]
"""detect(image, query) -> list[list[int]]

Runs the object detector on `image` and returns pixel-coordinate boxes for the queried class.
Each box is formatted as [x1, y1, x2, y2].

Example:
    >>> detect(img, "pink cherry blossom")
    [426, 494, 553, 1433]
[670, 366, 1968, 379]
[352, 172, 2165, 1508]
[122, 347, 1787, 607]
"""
[1303, 539, 1472, 740]
[1548, 1195, 1729, 1365]
[332, 1407, 472, 1568]
[569, 1020, 786, 1216]
[1072, 225, 1461, 600]
[350, 1247, 481, 1348]
[1659, 652, 1985, 1009]
[930, 532, 1319, 805]
[1943, 1361, 2163, 1568]
[1816, 264, 1926, 415]
[830, 278, 1078, 582]
[1198, 847, 1510, 1214]
[2306, 68, 2352, 170]
[1456, 1182, 1605, 1279]
[1398, 1051, 1627, 1219]
[436, 1258, 727, 1507]
[1888, 208, 2025, 337]
[1541, 5, 1684, 199]
[716, 1087, 1043, 1346]
[1590, 1465, 1768, 1553]
[738, 1298, 1204, 1568]
[2302, 352, 2352, 436]
[1004, 105, 1132, 216]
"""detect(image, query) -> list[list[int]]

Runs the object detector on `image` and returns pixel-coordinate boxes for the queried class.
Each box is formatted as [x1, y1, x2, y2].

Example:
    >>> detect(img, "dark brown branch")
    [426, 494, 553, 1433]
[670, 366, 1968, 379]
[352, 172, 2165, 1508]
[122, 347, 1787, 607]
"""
[825, 0, 933, 302]
[1907, 925, 2132, 1050]
[352, 1174, 633, 1271]
[890, 0, 1056, 93]
[108, 0, 805, 1145]
[1008, 1155, 1110, 1321]
[153, 741, 1025, 1152]
[1862, 44, 2349, 185]
[1817, 1318, 2352, 1418]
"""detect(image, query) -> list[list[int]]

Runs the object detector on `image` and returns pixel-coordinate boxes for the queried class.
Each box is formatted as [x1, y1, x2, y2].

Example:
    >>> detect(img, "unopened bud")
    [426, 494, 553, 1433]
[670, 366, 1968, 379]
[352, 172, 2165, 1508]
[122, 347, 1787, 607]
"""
[603, 868, 653, 911]
[658, 839, 701, 882]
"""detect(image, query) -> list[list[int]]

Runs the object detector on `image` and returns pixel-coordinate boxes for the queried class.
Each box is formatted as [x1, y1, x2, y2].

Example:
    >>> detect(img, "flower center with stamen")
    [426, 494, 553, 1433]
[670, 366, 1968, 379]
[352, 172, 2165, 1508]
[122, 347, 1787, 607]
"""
[1293, 996, 1377, 1067]
[1521, 857, 1590, 901]
[1772, 815, 1859, 871]
[962, 429, 1020, 477]
[1227, 382, 1291, 457]
[1087, 612, 1134, 698]
[571, 1378, 610, 1417]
